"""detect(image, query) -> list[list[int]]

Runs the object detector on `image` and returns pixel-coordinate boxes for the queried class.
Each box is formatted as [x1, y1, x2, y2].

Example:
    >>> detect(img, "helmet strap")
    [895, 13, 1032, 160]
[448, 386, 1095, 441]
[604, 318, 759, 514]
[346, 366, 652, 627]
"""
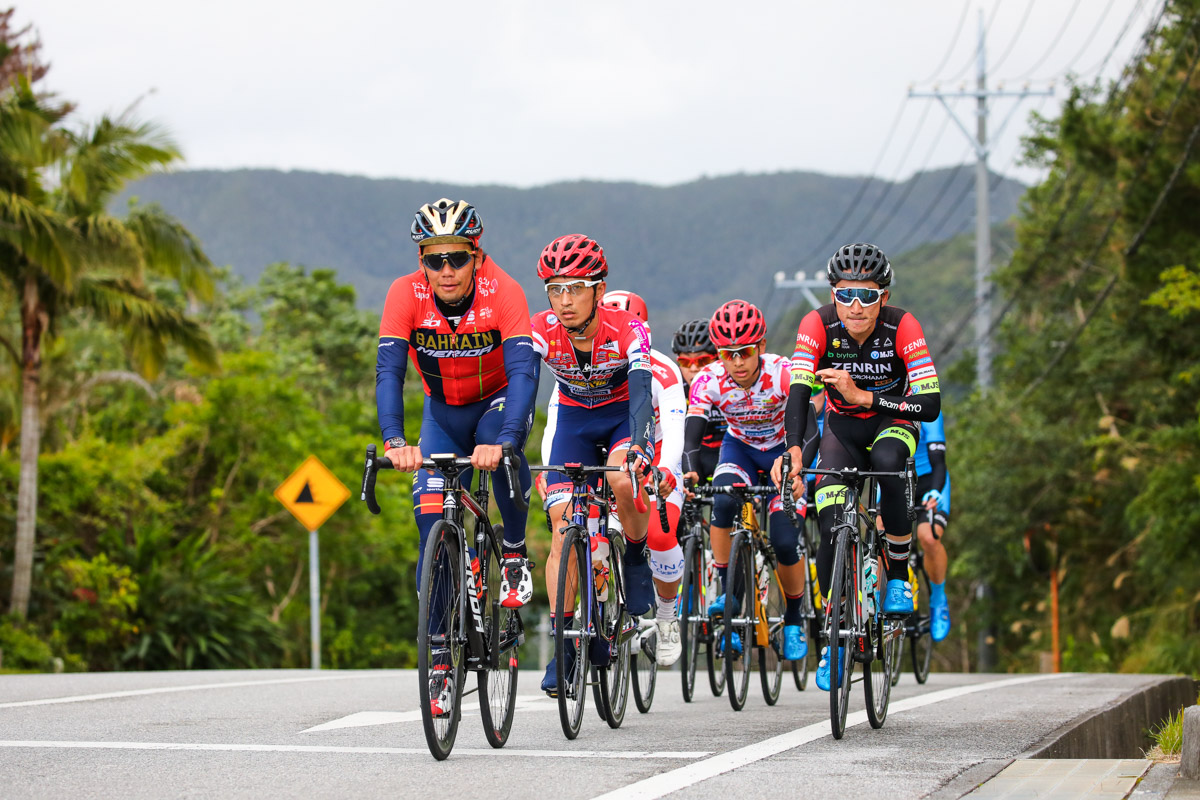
[565, 305, 598, 339]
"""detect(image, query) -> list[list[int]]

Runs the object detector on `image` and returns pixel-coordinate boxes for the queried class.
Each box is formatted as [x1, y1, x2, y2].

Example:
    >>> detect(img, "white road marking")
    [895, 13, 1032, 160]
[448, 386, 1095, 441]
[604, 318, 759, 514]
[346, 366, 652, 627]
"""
[590, 673, 1076, 800]
[0, 674, 395, 710]
[300, 695, 554, 733]
[0, 740, 710, 760]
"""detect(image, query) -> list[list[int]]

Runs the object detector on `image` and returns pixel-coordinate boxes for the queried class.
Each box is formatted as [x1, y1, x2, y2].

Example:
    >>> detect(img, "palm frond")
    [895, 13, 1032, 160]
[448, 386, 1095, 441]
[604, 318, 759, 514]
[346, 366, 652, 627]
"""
[59, 116, 181, 215]
[123, 204, 216, 301]
[73, 275, 219, 378]
[0, 190, 83, 290]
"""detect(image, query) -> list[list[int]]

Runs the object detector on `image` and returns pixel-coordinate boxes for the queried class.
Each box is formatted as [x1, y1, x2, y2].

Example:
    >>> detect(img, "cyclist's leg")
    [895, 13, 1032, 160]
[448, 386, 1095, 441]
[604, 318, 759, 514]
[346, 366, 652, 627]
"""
[813, 414, 870, 594]
[413, 397, 462, 582]
[648, 480, 684, 664]
[603, 406, 656, 616]
[870, 420, 918, 613]
[709, 436, 760, 613]
[915, 473, 952, 639]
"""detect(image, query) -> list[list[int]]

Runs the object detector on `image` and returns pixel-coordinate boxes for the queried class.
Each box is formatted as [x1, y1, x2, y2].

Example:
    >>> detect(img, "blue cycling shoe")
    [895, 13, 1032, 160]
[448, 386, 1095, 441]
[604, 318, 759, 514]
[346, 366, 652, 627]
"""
[624, 559, 654, 617]
[881, 579, 915, 615]
[784, 625, 807, 660]
[540, 643, 578, 696]
[717, 630, 742, 658]
[815, 645, 844, 691]
[708, 593, 726, 617]
[932, 600, 952, 642]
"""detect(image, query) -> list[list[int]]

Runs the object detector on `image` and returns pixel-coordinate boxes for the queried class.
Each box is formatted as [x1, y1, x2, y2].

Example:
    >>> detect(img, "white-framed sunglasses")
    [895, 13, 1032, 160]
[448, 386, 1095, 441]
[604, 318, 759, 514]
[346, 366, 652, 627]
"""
[545, 279, 603, 298]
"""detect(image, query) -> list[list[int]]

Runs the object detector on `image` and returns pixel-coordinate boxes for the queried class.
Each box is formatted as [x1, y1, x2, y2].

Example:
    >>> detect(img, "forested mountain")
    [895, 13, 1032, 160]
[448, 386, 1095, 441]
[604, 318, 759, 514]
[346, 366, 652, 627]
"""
[118, 166, 1025, 334]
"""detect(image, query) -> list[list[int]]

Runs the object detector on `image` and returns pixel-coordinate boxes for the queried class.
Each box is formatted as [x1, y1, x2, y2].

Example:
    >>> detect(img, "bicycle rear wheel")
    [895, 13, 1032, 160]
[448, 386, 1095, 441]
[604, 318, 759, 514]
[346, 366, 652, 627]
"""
[631, 618, 658, 713]
[478, 524, 519, 749]
[555, 525, 591, 740]
[759, 554, 784, 706]
[597, 535, 630, 728]
[910, 560, 933, 684]
[827, 527, 855, 740]
[417, 521, 465, 760]
[792, 551, 814, 691]
[678, 536, 703, 702]
[864, 615, 897, 729]
[723, 532, 754, 711]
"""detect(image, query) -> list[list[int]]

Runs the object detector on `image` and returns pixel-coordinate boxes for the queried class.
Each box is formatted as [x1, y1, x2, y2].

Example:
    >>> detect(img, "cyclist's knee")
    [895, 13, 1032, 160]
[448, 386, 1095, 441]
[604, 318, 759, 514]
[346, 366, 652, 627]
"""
[768, 511, 802, 566]
[649, 543, 684, 582]
[917, 522, 937, 548]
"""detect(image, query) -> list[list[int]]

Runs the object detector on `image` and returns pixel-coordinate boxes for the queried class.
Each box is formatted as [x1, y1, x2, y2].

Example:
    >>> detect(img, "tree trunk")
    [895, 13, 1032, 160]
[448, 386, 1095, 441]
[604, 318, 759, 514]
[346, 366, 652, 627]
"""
[11, 275, 44, 619]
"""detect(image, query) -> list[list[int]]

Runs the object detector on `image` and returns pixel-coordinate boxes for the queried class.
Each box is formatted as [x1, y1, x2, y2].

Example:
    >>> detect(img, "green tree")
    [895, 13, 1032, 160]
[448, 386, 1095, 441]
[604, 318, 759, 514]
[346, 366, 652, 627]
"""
[0, 79, 218, 617]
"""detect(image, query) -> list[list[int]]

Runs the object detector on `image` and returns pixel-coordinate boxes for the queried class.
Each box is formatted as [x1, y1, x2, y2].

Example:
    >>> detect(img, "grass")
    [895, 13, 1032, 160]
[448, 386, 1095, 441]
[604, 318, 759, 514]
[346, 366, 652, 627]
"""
[1144, 692, 1198, 762]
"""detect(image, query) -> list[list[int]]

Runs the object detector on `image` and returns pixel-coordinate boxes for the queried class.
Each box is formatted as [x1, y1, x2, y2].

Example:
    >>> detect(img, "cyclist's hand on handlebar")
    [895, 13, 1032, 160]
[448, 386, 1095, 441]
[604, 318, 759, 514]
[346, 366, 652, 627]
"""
[470, 443, 503, 471]
[534, 471, 548, 501]
[656, 469, 677, 497]
[625, 445, 651, 479]
[922, 489, 942, 510]
[683, 471, 700, 499]
[387, 444, 424, 473]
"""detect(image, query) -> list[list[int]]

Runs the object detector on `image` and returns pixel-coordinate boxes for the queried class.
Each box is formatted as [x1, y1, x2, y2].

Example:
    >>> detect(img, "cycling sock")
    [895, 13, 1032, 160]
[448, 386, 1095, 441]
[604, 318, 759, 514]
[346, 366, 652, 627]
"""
[784, 593, 803, 626]
[503, 542, 527, 558]
[930, 581, 946, 604]
[655, 592, 676, 621]
[715, 562, 728, 591]
[624, 536, 649, 565]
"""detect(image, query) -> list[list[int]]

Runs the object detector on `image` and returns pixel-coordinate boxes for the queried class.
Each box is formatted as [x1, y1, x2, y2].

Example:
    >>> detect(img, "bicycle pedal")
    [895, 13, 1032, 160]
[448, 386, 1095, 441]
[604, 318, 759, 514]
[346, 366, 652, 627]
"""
[852, 634, 872, 663]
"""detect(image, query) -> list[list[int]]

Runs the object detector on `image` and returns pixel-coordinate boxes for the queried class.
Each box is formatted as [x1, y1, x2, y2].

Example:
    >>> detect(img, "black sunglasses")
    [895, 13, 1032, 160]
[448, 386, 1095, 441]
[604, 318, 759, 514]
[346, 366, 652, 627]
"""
[421, 250, 474, 271]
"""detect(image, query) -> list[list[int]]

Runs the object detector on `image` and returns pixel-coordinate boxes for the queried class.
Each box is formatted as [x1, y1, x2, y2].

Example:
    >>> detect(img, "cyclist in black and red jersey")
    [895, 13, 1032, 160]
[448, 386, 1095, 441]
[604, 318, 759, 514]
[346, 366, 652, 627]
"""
[672, 319, 726, 483]
[774, 243, 941, 692]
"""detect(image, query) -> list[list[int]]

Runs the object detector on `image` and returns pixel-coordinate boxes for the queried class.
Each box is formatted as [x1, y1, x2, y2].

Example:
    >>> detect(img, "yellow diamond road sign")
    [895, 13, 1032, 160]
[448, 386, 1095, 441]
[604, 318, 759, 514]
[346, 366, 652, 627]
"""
[274, 455, 350, 531]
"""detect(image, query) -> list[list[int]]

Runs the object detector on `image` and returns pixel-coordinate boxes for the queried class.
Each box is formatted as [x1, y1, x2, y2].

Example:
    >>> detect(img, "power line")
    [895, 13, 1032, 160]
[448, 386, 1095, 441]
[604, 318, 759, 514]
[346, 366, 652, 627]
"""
[1070, 0, 1149, 79]
[1015, 0, 1088, 80]
[841, 100, 935, 237]
[989, 0, 1039, 73]
[915, 1, 973, 85]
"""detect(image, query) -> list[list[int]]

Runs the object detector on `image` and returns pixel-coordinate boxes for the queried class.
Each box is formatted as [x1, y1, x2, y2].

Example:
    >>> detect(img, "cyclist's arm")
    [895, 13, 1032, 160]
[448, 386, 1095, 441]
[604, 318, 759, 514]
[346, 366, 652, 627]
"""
[682, 368, 716, 474]
[786, 309, 824, 448]
[498, 337, 539, 447]
[626, 319, 655, 454]
[800, 401, 820, 469]
[928, 441, 947, 491]
[872, 312, 941, 422]
[376, 280, 415, 443]
[657, 371, 687, 472]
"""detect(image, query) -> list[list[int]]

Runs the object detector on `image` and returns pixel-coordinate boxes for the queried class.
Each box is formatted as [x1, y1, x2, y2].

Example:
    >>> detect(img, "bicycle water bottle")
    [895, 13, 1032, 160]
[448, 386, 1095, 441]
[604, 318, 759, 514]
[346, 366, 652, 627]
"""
[590, 511, 610, 602]
[864, 559, 878, 616]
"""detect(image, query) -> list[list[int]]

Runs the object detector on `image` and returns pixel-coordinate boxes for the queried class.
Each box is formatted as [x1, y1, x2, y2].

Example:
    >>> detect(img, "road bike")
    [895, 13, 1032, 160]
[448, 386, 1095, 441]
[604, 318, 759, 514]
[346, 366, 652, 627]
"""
[361, 443, 526, 760]
[676, 492, 726, 701]
[627, 470, 672, 715]
[788, 453, 916, 739]
[693, 481, 787, 711]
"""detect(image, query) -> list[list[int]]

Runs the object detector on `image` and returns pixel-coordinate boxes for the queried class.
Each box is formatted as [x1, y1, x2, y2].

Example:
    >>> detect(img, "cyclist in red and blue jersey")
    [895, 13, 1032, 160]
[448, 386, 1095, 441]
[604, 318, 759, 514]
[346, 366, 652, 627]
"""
[376, 199, 539, 623]
[682, 300, 819, 663]
[775, 242, 941, 692]
[530, 234, 656, 694]
[915, 412, 952, 642]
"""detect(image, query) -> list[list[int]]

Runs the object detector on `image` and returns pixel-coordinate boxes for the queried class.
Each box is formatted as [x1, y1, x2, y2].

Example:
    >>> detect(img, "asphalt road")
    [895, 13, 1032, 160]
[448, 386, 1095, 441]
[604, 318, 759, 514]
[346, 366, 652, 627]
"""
[0, 668, 1169, 798]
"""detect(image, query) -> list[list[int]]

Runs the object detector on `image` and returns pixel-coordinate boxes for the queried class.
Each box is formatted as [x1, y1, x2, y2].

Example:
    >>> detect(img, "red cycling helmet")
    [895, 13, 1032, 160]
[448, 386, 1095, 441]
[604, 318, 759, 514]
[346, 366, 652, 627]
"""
[537, 234, 608, 280]
[709, 300, 766, 347]
[600, 290, 648, 322]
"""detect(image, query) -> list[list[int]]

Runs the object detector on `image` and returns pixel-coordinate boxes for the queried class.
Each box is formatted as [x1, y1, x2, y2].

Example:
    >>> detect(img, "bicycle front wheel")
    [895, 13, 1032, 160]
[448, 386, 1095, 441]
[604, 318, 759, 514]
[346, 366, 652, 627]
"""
[555, 525, 591, 740]
[792, 551, 814, 691]
[723, 532, 754, 711]
[827, 527, 855, 740]
[704, 541, 727, 698]
[864, 615, 897, 729]
[417, 521, 465, 760]
[678, 536, 703, 702]
[597, 536, 631, 728]
[631, 618, 658, 714]
[478, 524, 518, 749]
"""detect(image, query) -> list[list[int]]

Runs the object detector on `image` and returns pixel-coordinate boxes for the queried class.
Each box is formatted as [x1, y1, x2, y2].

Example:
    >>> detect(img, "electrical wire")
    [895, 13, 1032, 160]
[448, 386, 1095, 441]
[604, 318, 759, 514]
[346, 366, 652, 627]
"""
[915, 1, 974, 85]
[989, 0, 1039, 73]
[1015, 0, 1088, 80]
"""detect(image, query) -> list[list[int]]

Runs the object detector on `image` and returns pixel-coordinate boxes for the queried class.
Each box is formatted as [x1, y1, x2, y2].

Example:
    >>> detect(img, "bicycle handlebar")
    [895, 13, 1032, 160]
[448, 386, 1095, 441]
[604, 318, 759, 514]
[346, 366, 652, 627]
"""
[691, 483, 779, 498]
[360, 444, 529, 516]
[779, 452, 804, 529]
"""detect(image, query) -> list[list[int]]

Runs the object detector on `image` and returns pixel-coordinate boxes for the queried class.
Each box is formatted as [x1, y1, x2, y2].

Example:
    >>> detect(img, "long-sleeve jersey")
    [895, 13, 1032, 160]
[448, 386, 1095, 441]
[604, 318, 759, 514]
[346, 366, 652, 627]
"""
[542, 348, 687, 474]
[785, 303, 941, 448]
[915, 411, 948, 490]
[375, 255, 538, 447]
[531, 305, 655, 452]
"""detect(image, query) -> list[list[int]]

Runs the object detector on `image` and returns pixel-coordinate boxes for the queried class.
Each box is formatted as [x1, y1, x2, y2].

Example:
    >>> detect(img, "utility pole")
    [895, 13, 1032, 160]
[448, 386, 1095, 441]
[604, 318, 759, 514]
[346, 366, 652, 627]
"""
[772, 270, 829, 312]
[909, 9, 1053, 395]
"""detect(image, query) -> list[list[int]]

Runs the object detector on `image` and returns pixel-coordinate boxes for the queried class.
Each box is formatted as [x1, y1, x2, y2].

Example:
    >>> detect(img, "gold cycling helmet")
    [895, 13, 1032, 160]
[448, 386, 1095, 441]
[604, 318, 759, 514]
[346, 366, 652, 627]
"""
[411, 198, 484, 247]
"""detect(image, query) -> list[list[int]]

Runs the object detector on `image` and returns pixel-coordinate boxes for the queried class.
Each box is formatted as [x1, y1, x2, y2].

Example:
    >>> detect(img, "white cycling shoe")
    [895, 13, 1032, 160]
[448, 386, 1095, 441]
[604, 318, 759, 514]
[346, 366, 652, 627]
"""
[655, 618, 682, 667]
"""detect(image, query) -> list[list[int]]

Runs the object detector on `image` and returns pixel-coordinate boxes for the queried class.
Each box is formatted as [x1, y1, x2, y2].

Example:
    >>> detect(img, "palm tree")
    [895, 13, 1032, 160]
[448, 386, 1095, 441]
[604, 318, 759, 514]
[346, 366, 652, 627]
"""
[0, 78, 218, 617]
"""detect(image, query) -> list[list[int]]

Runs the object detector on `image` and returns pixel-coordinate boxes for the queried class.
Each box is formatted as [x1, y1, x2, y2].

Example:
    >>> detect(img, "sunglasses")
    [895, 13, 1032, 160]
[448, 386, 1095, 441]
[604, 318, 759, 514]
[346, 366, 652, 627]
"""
[833, 287, 884, 306]
[677, 354, 716, 369]
[421, 250, 475, 271]
[717, 345, 757, 361]
[545, 279, 603, 298]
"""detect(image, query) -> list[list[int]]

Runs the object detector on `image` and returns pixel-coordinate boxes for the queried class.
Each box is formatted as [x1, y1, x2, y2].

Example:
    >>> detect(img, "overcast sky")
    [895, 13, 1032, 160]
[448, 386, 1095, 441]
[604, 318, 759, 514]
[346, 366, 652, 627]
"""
[22, 0, 1156, 188]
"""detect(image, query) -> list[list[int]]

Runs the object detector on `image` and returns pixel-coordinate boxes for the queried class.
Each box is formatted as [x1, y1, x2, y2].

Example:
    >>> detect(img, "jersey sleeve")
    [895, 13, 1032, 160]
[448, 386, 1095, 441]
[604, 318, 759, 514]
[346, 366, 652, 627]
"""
[655, 360, 687, 473]
[871, 312, 941, 422]
[686, 367, 719, 417]
[530, 311, 550, 358]
[493, 273, 538, 447]
[376, 277, 415, 442]
[497, 272, 534, 342]
[790, 310, 826, 389]
[624, 317, 653, 372]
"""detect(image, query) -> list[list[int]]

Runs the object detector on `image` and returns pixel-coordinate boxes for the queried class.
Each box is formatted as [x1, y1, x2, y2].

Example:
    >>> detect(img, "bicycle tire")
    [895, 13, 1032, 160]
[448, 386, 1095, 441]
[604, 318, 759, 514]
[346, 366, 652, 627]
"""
[597, 534, 630, 728]
[792, 550, 813, 691]
[723, 531, 754, 711]
[704, 542, 727, 698]
[555, 525, 591, 740]
[477, 524, 518, 749]
[910, 559, 933, 684]
[416, 521, 464, 760]
[828, 525, 855, 740]
[864, 614, 896, 729]
[678, 536, 703, 702]
[890, 629, 905, 687]
[631, 619, 658, 713]
[759, 553, 784, 706]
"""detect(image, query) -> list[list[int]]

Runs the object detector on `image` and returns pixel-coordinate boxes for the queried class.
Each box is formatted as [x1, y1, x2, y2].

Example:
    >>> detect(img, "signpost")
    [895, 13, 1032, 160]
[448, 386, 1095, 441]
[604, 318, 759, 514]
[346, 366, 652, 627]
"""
[274, 455, 350, 669]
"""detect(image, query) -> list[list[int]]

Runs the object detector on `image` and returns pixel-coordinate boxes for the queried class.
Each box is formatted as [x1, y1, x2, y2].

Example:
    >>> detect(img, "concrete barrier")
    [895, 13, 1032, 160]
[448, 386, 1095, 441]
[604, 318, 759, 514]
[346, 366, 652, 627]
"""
[1183, 705, 1199, 780]
[1029, 676, 1198, 759]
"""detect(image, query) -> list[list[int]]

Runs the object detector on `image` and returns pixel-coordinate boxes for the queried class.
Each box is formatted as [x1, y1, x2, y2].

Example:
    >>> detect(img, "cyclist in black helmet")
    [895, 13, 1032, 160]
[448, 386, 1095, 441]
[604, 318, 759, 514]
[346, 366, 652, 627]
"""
[671, 319, 726, 483]
[773, 242, 942, 692]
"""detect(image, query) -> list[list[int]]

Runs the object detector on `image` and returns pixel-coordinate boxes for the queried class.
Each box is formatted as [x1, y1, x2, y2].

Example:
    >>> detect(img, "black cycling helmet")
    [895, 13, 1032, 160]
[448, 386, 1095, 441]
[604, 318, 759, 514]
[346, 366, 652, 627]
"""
[672, 319, 716, 355]
[826, 242, 893, 288]
[411, 198, 483, 246]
